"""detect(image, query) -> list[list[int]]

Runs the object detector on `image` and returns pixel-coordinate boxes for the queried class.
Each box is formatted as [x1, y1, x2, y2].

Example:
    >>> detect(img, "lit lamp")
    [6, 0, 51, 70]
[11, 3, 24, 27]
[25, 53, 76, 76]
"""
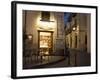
[72, 27, 76, 31]
[28, 35, 32, 40]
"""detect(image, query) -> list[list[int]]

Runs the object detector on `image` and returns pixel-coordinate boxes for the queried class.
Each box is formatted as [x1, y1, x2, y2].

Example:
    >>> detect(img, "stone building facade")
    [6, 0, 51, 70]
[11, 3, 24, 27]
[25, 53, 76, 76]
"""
[65, 13, 91, 53]
[23, 10, 65, 56]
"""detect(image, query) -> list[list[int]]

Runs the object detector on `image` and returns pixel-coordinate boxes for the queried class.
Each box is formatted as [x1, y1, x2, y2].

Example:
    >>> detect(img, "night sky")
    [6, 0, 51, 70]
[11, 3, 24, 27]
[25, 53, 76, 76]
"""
[64, 13, 71, 24]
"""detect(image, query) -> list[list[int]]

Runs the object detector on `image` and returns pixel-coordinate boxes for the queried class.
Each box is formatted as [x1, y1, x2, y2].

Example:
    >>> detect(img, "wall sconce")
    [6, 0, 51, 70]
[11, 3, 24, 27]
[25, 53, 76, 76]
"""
[72, 27, 76, 31]
[27, 34, 33, 40]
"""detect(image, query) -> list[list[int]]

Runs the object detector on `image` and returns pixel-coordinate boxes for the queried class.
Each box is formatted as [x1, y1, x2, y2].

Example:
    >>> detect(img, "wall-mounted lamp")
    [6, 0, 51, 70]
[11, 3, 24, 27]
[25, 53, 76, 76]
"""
[72, 27, 76, 31]
[27, 34, 33, 40]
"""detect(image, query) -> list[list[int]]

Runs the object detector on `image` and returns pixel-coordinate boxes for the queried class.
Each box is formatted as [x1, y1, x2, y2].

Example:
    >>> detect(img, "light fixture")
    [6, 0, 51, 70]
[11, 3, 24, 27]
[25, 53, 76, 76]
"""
[72, 27, 76, 31]
[28, 35, 32, 40]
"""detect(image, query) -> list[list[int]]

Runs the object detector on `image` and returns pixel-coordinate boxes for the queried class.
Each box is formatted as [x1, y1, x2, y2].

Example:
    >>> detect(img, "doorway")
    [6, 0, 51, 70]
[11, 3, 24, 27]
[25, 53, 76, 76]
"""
[38, 31, 53, 56]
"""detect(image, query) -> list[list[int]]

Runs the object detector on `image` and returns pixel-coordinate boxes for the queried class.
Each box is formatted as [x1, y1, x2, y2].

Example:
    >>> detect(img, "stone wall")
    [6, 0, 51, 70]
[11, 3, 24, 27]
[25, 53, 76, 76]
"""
[23, 11, 65, 54]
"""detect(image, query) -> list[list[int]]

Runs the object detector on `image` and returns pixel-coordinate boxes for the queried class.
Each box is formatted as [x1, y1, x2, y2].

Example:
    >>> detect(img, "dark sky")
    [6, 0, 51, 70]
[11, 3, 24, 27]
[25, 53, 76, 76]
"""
[64, 13, 71, 24]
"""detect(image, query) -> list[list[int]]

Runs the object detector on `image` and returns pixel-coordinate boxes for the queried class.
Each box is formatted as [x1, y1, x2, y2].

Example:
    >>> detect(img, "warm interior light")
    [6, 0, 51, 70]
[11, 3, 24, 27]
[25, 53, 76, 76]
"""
[45, 51, 49, 55]
[40, 32, 51, 48]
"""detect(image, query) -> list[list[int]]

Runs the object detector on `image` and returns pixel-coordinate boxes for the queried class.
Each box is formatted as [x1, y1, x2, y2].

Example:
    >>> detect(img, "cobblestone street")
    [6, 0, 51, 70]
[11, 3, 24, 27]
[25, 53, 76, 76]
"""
[23, 49, 90, 69]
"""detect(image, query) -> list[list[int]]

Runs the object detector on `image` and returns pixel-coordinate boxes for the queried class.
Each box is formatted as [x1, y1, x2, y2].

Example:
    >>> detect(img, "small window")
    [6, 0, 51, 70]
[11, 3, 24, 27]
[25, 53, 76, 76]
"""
[41, 11, 50, 21]
[72, 13, 77, 17]
[70, 36, 72, 48]
[75, 35, 77, 48]
[75, 19, 77, 26]
[85, 35, 87, 45]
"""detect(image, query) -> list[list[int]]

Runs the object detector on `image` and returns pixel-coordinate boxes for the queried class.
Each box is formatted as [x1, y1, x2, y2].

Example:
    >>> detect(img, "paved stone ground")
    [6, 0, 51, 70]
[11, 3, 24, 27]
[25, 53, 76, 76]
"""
[69, 49, 90, 66]
[23, 49, 90, 69]
[39, 50, 90, 68]
[23, 56, 66, 69]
